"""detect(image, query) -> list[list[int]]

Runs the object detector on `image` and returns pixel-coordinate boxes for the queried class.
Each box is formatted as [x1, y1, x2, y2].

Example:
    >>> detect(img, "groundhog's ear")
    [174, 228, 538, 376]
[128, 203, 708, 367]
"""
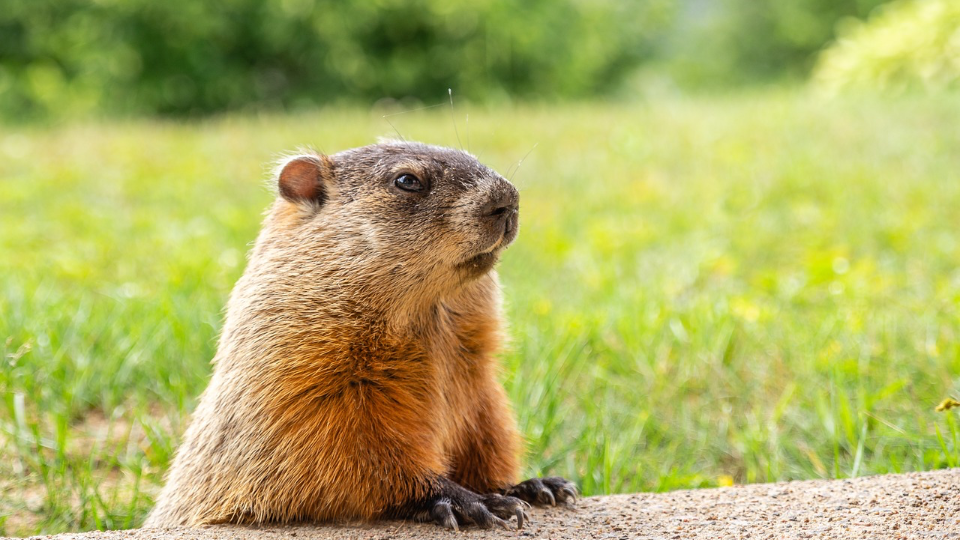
[277, 154, 333, 204]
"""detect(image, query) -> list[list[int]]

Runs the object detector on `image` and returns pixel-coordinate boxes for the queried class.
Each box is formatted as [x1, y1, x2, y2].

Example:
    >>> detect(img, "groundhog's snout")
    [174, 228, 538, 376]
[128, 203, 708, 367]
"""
[480, 181, 520, 245]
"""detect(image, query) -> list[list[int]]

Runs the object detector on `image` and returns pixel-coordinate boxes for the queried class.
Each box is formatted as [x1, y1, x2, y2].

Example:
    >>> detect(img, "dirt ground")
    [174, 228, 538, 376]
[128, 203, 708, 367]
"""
[31, 469, 960, 540]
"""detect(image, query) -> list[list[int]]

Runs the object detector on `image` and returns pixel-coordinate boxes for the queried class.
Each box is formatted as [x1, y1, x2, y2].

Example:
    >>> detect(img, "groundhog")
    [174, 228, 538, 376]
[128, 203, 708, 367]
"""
[144, 141, 576, 531]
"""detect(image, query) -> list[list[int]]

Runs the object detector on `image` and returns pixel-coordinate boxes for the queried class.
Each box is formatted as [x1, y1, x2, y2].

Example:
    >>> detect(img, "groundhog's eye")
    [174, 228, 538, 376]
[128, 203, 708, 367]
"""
[394, 173, 425, 193]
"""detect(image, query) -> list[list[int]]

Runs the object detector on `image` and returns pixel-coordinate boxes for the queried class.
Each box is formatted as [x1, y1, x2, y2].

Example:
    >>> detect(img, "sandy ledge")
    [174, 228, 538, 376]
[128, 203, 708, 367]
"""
[32, 468, 960, 540]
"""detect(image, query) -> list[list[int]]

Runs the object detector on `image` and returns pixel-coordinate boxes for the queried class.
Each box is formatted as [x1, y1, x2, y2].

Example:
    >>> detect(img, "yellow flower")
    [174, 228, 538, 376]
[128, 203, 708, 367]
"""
[935, 398, 960, 412]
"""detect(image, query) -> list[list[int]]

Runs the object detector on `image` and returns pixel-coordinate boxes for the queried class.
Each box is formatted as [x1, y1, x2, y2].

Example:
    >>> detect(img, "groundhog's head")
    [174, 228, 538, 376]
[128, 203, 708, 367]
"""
[269, 141, 519, 302]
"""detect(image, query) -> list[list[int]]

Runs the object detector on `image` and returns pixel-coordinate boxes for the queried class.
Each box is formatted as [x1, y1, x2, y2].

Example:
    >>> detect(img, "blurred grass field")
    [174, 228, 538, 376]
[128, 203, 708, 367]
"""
[2, 91, 959, 536]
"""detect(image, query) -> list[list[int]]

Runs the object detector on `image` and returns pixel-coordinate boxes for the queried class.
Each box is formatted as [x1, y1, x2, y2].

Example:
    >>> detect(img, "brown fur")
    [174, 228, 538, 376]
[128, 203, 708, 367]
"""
[145, 141, 526, 527]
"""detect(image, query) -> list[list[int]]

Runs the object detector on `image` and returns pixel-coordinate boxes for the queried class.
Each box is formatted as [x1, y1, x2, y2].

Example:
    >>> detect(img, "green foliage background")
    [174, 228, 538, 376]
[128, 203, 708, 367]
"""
[2, 0, 934, 120]
[662, 0, 889, 87]
[813, 0, 960, 93]
[0, 0, 672, 120]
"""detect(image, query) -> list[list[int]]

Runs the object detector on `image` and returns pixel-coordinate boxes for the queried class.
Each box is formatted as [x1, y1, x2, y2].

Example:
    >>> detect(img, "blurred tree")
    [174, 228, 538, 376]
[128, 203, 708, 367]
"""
[0, 0, 674, 120]
[660, 0, 892, 88]
[812, 0, 960, 94]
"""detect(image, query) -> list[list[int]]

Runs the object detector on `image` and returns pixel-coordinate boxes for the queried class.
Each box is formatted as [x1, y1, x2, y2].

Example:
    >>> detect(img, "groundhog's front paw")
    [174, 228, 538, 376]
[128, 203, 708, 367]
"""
[506, 476, 579, 507]
[418, 478, 528, 531]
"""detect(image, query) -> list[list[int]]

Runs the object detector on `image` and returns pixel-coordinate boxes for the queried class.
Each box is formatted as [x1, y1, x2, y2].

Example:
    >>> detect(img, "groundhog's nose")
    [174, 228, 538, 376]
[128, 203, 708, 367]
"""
[481, 182, 520, 240]
[481, 184, 519, 219]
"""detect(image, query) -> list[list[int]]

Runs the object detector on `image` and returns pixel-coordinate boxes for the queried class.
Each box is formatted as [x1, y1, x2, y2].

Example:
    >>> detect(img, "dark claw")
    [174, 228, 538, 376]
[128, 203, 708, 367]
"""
[508, 476, 579, 508]
[479, 493, 527, 529]
[559, 485, 578, 503]
[410, 478, 532, 531]
[464, 501, 510, 530]
[431, 500, 458, 531]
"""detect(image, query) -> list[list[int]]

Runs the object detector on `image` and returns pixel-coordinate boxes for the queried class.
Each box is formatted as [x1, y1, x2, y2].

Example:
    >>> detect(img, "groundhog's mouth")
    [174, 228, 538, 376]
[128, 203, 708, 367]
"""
[457, 217, 517, 277]
[458, 250, 500, 275]
[457, 237, 506, 275]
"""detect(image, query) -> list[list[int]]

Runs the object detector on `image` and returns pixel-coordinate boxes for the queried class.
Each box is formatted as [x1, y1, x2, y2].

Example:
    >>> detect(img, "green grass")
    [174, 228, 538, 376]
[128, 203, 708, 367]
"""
[2, 91, 959, 536]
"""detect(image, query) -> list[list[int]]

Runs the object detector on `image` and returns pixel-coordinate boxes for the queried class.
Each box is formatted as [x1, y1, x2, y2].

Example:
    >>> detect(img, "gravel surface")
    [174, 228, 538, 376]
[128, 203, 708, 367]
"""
[32, 469, 959, 540]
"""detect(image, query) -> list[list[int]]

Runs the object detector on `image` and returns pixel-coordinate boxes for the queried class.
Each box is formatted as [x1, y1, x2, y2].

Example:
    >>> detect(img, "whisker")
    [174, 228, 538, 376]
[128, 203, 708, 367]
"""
[508, 142, 539, 183]
[383, 115, 405, 142]
[381, 102, 446, 119]
[449, 89, 463, 151]
[381, 102, 447, 141]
